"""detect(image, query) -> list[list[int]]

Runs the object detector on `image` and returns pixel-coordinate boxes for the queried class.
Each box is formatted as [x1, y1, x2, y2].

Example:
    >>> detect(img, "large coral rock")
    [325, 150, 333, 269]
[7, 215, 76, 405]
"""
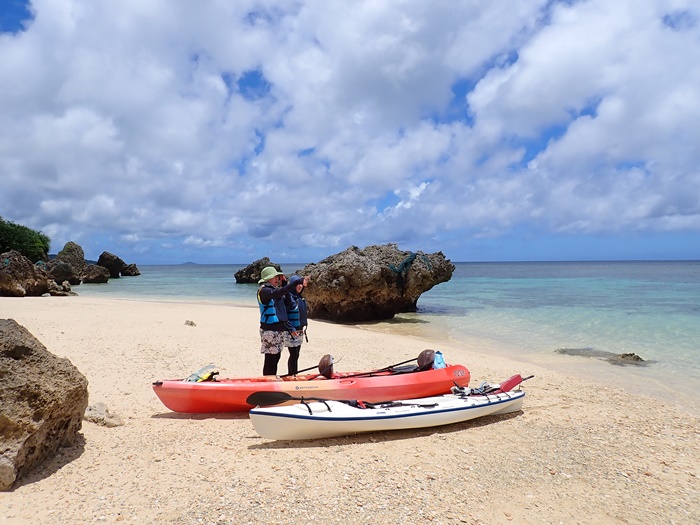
[0, 319, 89, 490]
[121, 263, 141, 277]
[234, 257, 283, 284]
[81, 264, 110, 284]
[43, 241, 112, 285]
[0, 251, 52, 297]
[45, 241, 85, 285]
[97, 251, 140, 278]
[46, 260, 81, 286]
[301, 244, 454, 323]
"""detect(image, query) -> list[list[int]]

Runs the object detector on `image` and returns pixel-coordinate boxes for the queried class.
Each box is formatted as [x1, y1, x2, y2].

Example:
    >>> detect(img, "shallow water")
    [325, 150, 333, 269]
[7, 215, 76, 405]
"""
[76, 261, 700, 413]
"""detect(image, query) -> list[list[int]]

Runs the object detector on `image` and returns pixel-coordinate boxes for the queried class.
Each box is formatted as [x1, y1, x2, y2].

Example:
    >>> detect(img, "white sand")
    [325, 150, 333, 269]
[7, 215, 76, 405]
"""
[0, 296, 698, 525]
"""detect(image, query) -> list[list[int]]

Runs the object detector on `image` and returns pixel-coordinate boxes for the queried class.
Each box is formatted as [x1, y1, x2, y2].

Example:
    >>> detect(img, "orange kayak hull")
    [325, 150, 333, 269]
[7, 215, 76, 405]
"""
[152, 364, 470, 413]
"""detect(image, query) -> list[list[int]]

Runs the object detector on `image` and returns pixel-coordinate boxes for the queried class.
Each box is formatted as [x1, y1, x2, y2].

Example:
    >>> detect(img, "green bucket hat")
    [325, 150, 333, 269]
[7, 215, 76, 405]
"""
[258, 266, 284, 284]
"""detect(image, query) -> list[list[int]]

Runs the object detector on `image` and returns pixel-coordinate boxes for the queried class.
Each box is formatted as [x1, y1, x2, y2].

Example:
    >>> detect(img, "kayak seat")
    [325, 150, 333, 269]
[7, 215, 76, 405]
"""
[390, 365, 420, 374]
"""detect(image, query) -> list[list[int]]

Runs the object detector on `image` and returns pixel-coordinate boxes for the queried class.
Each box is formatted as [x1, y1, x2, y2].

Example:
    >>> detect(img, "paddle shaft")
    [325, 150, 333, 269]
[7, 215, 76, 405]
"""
[279, 362, 317, 378]
[247, 391, 335, 406]
[339, 357, 418, 379]
[247, 390, 436, 409]
[282, 355, 420, 380]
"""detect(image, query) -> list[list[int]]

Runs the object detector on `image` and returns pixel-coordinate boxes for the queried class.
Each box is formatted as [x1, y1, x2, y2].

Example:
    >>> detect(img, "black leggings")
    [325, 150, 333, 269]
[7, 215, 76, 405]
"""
[263, 347, 302, 376]
[263, 353, 281, 376]
[287, 346, 301, 376]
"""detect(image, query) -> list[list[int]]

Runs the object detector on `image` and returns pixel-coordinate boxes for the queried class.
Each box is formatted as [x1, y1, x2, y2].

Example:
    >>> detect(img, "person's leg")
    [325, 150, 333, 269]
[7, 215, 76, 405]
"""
[263, 352, 281, 375]
[260, 330, 284, 375]
[287, 346, 301, 375]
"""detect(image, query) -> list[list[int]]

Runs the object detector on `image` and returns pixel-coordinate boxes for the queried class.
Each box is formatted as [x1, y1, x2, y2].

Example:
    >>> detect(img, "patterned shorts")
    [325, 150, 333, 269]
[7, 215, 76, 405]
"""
[283, 331, 303, 348]
[260, 329, 285, 354]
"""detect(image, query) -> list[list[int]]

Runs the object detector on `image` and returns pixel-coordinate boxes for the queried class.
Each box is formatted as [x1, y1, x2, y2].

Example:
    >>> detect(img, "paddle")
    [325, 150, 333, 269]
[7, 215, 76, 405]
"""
[279, 354, 337, 378]
[246, 391, 438, 410]
[279, 363, 317, 378]
[452, 374, 534, 396]
[338, 356, 420, 379]
[278, 351, 431, 380]
[247, 391, 334, 406]
[495, 373, 534, 393]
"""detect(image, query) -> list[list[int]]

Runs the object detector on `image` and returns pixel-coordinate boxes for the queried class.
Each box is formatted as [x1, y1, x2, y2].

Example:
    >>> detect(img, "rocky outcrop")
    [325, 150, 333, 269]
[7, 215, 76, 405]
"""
[46, 260, 81, 285]
[301, 244, 455, 323]
[235, 257, 283, 284]
[47, 280, 77, 296]
[81, 264, 110, 284]
[44, 242, 114, 285]
[97, 252, 140, 278]
[1, 243, 135, 295]
[555, 347, 649, 366]
[0, 250, 52, 297]
[0, 319, 89, 490]
[121, 263, 141, 277]
[45, 241, 85, 285]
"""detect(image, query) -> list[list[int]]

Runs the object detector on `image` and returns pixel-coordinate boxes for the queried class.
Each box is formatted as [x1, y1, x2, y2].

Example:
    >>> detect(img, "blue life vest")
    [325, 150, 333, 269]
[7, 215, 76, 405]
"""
[286, 276, 307, 329]
[287, 294, 308, 329]
[257, 284, 288, 326]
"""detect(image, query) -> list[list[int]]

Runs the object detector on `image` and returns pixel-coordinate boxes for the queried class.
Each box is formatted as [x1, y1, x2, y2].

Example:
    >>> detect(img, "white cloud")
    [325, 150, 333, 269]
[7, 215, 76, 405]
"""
[0, 0, 698, 263]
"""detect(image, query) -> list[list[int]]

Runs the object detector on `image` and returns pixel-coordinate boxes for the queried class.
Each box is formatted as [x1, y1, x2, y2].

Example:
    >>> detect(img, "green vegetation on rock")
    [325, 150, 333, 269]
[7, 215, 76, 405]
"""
[0, 217, 51, 263]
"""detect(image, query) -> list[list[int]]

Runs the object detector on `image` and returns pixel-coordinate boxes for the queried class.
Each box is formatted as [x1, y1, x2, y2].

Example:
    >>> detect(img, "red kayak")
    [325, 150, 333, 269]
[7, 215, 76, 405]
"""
[152, 352, 470, 413]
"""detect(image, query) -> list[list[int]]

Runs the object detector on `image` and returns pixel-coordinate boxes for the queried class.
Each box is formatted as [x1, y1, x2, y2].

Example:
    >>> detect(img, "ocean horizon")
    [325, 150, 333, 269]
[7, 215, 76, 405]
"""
[75, 260, 700, 414]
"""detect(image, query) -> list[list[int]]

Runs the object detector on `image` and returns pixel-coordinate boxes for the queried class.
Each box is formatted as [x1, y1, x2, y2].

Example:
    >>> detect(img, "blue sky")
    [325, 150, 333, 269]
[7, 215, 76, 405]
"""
[1, 1, 698, 264]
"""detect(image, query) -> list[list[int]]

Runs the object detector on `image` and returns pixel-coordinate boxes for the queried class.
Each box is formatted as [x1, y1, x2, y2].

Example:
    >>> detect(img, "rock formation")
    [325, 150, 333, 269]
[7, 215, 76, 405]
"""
[121, 263, 141, 277]
[46, 260, 81, 285]
[1, 242, 136, 296]
[46, 280, 77, 296]
[555, 347, 649, 366]
[0, 250, 52, 297]
[0, 319, 89, 490]
[45, 241, 85, 285]
[81, 264, 110, 284]
[300, 244, 454, 323]
[96, 251, 140, 278]
[235, 257, 283, 284]
[44, 241, 110, 285]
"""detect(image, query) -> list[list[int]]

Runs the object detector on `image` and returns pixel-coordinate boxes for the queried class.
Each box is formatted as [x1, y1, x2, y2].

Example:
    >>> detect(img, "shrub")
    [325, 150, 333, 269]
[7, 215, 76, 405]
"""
[0, 217, 51, 263]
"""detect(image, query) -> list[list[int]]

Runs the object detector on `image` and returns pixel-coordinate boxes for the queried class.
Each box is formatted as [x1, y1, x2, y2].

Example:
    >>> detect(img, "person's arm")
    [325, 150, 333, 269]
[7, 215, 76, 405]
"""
[285, 293, 297, 310]
[258, 280, 298, 303]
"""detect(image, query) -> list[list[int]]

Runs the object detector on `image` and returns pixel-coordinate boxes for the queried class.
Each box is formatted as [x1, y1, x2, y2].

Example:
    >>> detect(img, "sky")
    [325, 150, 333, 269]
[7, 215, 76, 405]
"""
[1, 1, 699, 264]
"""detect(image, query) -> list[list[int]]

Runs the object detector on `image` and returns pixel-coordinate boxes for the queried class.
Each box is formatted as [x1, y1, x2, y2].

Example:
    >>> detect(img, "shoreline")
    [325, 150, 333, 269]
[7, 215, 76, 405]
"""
[74, 289, 700, 417]
[345, 314, 700, 417]
[1, 296, 698, 525]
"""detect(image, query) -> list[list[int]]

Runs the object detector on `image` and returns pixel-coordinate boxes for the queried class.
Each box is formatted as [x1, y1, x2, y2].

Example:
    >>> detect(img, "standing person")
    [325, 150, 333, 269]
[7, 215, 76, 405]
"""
[257, 266, 308, 376]
[284, 274, 309, 376]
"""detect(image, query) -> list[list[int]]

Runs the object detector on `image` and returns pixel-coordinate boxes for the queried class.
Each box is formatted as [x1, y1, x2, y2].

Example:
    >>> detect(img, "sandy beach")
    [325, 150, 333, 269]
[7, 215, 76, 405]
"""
[1, 296, 698, 525]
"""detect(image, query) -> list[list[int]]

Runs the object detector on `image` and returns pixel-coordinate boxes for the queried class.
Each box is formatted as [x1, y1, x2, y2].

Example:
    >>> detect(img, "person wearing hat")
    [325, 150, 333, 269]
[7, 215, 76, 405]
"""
[283, 275, 309, 376]
[257, 266, 309, 375]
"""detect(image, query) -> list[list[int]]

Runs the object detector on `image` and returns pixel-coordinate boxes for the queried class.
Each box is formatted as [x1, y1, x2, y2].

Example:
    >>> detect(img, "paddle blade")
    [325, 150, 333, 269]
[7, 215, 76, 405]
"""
[416, 349, 435, 371]
[497, 374, 523, 392]
[246, 391, 294, 406]
[318, 354, 334, 378]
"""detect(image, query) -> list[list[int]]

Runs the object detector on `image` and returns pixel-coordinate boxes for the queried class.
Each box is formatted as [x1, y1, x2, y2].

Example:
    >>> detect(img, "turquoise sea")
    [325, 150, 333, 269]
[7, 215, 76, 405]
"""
[76, 261, 700, 414]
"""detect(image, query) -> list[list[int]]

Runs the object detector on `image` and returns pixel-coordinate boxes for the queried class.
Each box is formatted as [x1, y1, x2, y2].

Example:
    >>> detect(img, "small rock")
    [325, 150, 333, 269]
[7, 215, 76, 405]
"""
[84, 402, 125, 427]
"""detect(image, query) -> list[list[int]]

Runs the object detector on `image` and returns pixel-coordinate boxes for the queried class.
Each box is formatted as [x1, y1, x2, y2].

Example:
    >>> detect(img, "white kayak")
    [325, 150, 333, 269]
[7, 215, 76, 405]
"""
[249, 387, 526, 441]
